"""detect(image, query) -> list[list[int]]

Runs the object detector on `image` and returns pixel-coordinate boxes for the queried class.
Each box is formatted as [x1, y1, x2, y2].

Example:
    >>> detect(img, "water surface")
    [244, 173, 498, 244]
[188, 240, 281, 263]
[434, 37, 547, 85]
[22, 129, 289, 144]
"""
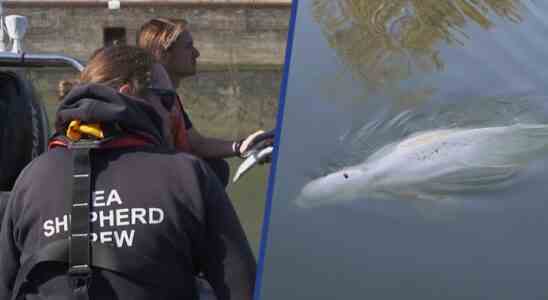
[259, 1, 548, 299]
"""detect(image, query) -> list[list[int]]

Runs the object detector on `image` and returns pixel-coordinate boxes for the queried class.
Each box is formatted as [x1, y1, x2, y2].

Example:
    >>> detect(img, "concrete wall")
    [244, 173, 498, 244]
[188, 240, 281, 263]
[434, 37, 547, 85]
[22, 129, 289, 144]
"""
[3, 3, 291, 66]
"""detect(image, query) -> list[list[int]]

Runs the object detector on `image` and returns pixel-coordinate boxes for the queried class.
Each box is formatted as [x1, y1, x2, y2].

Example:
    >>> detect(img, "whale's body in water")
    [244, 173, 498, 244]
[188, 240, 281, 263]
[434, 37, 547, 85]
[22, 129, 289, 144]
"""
[296, 123, 548, 208]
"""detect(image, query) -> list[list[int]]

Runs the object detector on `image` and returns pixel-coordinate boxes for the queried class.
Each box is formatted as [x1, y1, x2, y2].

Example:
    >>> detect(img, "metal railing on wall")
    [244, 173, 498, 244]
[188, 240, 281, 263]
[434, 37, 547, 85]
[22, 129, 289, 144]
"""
[0, 5, 84, 72]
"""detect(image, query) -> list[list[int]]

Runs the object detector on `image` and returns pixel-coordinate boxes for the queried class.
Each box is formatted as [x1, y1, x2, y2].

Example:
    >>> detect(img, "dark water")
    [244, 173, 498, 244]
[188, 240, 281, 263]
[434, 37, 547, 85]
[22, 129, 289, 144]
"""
[259, 1, 548, 299]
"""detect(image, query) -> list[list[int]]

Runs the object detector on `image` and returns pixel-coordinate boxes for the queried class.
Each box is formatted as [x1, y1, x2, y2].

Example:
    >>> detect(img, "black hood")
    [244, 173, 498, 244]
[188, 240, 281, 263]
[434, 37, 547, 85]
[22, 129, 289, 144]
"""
[55, 83, 170, 147]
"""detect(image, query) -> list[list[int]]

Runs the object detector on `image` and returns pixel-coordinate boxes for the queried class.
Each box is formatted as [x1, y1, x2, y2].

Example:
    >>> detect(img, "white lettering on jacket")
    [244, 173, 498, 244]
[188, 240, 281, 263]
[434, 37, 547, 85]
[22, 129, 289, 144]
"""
[42, 189, 165, 248]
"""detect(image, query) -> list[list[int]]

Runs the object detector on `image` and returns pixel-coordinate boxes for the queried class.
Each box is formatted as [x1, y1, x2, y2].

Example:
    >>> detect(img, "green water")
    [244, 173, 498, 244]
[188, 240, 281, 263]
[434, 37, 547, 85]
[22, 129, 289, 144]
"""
[226, 159, 269, 254]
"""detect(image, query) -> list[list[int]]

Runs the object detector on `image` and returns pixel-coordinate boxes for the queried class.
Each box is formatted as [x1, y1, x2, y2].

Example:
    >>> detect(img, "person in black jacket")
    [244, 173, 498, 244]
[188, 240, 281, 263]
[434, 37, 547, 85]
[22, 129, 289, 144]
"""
[0, 45, 256, 300]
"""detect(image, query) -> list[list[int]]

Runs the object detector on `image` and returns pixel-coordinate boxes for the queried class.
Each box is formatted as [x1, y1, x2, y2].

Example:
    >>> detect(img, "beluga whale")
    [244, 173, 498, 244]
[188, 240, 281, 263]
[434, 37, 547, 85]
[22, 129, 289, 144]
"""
[296, 123, 548, 209]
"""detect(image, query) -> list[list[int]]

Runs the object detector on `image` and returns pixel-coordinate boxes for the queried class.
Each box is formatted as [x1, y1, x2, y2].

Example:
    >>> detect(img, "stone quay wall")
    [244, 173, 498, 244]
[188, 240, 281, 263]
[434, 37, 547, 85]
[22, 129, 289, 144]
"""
[3, 0, 292, 138]
[2, 0, 292, 67]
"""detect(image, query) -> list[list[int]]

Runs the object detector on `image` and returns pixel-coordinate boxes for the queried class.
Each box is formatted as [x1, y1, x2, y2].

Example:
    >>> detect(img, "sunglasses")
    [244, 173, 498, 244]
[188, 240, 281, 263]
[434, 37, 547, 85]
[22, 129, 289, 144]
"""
[147, 87, 178, 111]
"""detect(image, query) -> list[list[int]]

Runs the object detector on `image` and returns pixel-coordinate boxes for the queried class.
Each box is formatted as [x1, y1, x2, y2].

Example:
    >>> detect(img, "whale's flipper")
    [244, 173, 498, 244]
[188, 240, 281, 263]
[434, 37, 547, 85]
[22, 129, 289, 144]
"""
[368, 189, 463, 221]
[424, 164, 519, 193]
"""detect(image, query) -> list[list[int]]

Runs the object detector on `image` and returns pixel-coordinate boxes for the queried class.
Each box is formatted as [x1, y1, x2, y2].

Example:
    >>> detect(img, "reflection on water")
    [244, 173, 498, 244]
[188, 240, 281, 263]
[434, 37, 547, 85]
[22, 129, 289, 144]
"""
[311, 0, 523, 97]
[259, 1, 548, 299]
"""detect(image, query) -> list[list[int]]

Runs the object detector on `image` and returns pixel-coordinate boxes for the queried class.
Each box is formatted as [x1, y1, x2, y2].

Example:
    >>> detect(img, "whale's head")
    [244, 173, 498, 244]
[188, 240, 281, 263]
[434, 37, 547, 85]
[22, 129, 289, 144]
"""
[295, 168, 368, 208]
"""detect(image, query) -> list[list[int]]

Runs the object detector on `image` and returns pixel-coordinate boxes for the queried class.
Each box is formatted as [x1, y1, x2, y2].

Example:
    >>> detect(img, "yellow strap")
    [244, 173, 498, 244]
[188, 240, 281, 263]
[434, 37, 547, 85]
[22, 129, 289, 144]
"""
[66, 120, 104, 141]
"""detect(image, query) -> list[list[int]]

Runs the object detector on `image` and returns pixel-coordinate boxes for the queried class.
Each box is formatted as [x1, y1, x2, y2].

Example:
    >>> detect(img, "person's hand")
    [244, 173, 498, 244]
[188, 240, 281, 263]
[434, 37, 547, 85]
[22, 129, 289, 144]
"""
[233, 129, 275, 158]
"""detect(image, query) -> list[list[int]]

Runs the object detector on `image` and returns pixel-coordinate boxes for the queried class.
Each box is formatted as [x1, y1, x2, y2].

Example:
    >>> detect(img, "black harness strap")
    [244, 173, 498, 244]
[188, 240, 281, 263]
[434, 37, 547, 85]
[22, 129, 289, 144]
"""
[68, 140, 98, 300]
[10, 140, 99, 300]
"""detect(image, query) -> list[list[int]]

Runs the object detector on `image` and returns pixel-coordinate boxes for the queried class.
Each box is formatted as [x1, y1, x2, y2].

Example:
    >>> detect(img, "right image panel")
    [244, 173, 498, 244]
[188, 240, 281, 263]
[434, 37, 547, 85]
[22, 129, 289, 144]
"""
[259, 1, 548, 299]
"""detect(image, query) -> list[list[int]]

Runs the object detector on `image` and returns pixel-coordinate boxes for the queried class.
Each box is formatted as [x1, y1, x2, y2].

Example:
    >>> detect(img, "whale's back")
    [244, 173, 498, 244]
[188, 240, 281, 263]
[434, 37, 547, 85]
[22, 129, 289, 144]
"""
[388, 124, 548, 165]
[362, 123, 548, 194]
[398, 129, 458, 149]
[456, 123, 548, 166]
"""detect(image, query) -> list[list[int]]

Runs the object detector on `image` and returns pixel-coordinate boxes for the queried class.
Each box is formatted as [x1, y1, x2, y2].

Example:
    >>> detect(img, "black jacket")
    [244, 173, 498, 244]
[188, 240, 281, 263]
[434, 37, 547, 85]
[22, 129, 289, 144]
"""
[0, 192, 8, 226]
[0, 84, 256, 300]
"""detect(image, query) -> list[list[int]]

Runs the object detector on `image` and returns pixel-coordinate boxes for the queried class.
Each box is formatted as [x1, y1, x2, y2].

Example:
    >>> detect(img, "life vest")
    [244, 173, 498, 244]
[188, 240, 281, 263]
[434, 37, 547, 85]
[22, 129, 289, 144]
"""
[48, 134, 155, 150]
[171, 95, 192, 153]
[48, 95, 195, 153]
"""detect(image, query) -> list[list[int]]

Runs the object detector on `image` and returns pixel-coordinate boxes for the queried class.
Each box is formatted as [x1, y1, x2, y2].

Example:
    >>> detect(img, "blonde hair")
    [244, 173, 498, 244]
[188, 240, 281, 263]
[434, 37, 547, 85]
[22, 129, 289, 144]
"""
[137, 18, 188, 61]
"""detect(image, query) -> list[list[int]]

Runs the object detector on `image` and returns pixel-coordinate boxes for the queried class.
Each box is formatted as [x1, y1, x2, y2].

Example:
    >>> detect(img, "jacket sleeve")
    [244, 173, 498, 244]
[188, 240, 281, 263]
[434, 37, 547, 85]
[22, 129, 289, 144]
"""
[197, 161, 257, 300]
[0, 191, 21, 300]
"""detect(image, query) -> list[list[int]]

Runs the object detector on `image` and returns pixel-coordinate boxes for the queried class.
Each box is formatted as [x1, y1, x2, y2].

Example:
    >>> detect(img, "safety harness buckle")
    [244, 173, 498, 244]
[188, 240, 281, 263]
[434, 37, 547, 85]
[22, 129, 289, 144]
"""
[68, 265, 92, 286]
[68, 139, 101, 150]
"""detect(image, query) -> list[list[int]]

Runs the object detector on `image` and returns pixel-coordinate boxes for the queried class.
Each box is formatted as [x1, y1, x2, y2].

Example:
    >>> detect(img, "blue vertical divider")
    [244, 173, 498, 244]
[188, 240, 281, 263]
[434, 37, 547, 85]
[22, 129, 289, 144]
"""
[252, 0, 300, 299]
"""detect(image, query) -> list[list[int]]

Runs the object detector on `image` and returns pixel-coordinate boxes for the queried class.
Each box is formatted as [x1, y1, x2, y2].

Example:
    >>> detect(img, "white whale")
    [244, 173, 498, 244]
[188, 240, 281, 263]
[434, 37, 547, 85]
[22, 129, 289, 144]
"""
[296, 123, 548, 208]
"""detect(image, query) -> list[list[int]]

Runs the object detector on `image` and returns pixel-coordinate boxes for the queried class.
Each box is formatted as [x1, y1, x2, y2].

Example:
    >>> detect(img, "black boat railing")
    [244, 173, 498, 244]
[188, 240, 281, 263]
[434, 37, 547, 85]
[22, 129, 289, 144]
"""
[0, 51, 84, 71]
[0, 8, 84, 72]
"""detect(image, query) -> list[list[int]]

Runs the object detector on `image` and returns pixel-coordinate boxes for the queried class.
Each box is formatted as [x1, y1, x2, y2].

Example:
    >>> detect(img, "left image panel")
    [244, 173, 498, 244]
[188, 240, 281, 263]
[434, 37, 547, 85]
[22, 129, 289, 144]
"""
[0, 1, 290, 299]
